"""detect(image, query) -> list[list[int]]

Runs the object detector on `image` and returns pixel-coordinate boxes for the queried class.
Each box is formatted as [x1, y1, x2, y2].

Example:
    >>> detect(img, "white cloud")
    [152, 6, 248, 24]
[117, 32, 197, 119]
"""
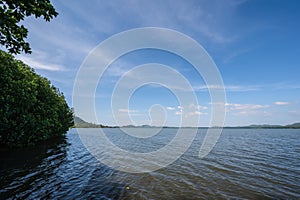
[193, 83, 300, 93]
[233, 110, 272, 116]
[118, 108, 139, 113]
[188, 103, 208, 110]
[226, 103, 270, 111]
[175, 111, 182, 115]
[166, 106, 176, 110]
[194, 84, 261, 92]
[105, 59, 135, 77]
[187, 111, 208, 116]
[173, 104, 209, 116]
[274, 101, 289, 105]
[199, 106, 208, 110]
[16, 54, 66, 71]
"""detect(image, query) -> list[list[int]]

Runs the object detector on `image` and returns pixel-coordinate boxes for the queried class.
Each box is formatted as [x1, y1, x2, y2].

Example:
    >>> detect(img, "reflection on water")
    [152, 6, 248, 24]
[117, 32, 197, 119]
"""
[0, 128, 300, 199]
[0, 136, 69, 199]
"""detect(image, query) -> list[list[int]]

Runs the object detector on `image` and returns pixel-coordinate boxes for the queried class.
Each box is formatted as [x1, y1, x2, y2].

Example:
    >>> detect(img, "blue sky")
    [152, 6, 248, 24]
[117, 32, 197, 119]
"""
[14, 0, 300, 126]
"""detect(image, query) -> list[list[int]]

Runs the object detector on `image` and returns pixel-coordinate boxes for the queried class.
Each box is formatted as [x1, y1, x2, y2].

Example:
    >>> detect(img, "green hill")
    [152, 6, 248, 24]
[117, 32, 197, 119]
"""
[286, 122, 300, 128]
[74, 116, 109, 128]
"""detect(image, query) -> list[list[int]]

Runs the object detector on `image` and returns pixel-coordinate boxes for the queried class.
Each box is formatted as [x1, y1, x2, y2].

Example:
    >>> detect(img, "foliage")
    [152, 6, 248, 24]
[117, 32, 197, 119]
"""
[0, 0, 58, 54]
[0, 50, 73, 147]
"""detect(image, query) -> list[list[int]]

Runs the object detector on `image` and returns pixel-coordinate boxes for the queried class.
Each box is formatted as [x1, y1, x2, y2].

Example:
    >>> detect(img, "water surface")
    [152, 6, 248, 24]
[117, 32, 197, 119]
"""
[1, 128, 299, 199]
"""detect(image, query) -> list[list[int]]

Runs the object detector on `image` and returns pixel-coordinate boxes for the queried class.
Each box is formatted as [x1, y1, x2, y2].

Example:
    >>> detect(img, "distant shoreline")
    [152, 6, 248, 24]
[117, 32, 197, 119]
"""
[74, 126, 300, 129]
[74, 116, 300, 129]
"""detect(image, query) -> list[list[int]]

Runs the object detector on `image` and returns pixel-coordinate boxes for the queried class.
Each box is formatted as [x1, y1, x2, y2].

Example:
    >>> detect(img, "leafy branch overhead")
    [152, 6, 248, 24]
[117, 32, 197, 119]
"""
[0, 0, 58, 54]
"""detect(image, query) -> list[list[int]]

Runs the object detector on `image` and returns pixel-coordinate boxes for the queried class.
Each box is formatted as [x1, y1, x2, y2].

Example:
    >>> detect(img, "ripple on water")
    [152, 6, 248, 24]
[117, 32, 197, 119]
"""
[0, 128, 300, 199]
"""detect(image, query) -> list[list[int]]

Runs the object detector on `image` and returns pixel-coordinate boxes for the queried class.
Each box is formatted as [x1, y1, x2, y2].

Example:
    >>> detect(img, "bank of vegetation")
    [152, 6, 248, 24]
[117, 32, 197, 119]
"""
[0, 51, 73, 147]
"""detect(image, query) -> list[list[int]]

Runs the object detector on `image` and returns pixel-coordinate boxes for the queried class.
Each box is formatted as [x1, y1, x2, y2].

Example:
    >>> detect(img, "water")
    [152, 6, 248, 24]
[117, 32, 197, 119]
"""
[0, 128, 299, 199]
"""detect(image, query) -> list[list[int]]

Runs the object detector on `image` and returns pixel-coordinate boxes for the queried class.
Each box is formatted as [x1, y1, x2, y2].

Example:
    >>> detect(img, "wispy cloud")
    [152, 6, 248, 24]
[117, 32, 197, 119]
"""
[233, 110, 272, 116]
[103, 69, 300, 93]
[272, 83, 300, 90]
[170, 104, 208, 116]
[59, 1, 118, 35]
[105, 59, 134, 77]
[188, 103, 208, 110]
[187, 111, 208, 116]
[274, 101, 289, 105]
[175, 111, 182, 115]
[224, 102, 272, 117]
[226, 103, 270, 111]
[60, 0, 244, 45]
[195, 83, 300, 92]
[194, 84, 261, 92]
[109, 69, 263, 93]
[222, 47, 252, 64]
[118, 108, 139, 113]
[16, 53, 66, 71]
[166, 106, 176, 110]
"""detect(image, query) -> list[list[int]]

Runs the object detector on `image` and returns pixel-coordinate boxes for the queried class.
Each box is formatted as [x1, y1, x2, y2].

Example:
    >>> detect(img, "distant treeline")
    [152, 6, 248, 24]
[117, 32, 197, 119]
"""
[74, 116, 300, 129]
[223, 123, 300, 129]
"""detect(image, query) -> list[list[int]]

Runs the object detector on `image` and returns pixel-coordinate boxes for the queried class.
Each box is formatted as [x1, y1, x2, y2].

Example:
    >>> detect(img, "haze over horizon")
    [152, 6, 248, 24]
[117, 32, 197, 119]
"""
[12, 0, 300, 127]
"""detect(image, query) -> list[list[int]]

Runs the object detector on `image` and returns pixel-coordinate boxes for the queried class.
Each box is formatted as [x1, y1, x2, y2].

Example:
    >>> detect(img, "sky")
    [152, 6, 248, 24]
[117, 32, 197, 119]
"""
[12, 0, 300, 126]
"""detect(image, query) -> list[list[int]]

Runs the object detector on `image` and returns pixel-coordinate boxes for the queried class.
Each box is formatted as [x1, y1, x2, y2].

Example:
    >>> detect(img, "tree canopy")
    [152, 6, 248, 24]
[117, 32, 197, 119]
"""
[0, 0, 58, 54]
[0, 50, 73, 147]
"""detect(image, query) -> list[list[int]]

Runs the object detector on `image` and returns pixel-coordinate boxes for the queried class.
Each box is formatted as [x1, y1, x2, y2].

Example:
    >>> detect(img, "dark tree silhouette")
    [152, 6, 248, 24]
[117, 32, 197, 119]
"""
[0, 0, 58, 54]
[0, 50, 74, 147]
